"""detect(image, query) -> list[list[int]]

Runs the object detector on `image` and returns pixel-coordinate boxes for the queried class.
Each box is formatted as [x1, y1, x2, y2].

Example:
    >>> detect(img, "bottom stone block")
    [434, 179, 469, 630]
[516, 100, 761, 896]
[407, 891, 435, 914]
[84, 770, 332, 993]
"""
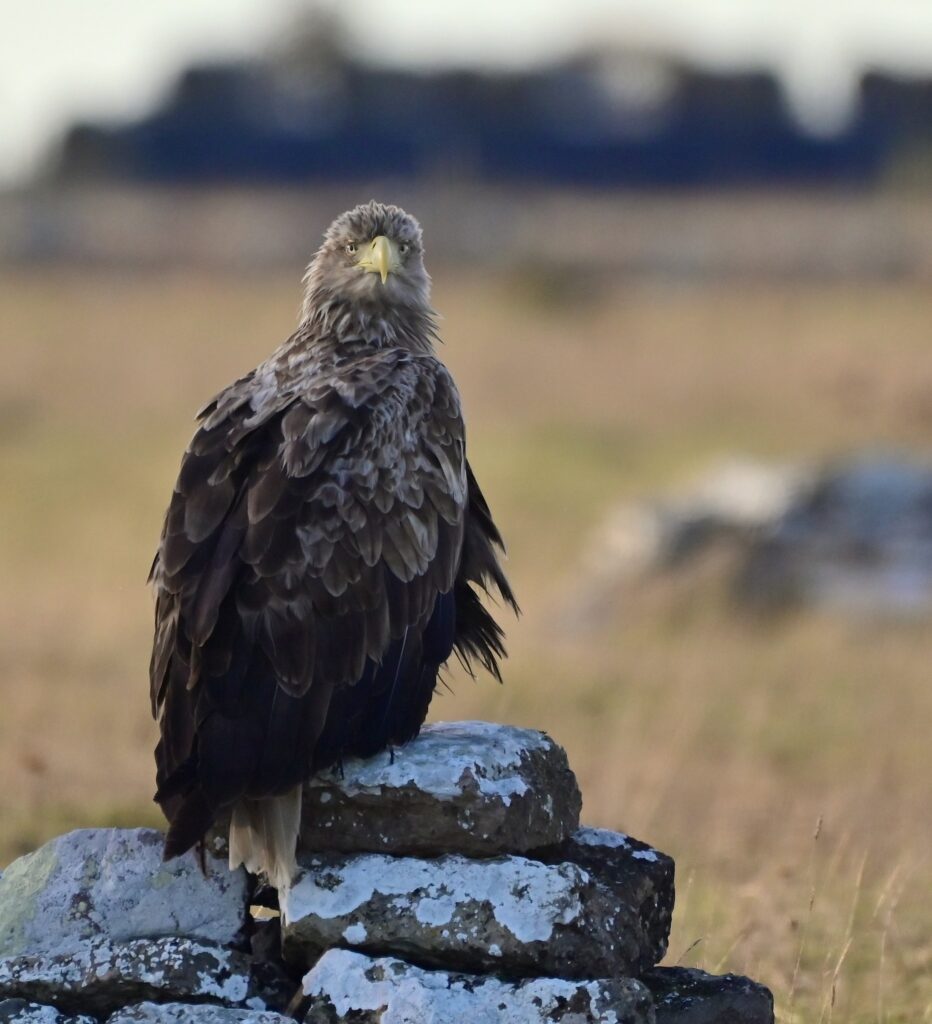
[302, 949, 655, 1024]
[642, 967, 774, 1024]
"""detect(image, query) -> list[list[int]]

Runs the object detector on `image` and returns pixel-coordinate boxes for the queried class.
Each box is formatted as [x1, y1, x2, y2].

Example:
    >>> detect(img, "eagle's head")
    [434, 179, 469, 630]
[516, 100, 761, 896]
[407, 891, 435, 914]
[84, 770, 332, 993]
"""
[302, 201, 432, 322]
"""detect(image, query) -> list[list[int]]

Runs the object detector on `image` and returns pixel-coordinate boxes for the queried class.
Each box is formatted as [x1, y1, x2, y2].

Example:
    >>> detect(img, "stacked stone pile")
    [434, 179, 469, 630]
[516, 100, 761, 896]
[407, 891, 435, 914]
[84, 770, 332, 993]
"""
[0, 721, 773, 1023]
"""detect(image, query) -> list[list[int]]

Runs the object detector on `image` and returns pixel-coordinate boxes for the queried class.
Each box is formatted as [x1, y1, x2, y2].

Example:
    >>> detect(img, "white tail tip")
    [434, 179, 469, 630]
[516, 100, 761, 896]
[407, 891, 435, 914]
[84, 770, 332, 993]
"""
[228, 786, 301, 894]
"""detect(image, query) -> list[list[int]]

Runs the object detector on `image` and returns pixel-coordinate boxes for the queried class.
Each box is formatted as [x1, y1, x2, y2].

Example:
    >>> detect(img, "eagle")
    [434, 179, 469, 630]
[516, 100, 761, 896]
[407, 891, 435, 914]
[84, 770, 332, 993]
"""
[149, 202, 516, 889]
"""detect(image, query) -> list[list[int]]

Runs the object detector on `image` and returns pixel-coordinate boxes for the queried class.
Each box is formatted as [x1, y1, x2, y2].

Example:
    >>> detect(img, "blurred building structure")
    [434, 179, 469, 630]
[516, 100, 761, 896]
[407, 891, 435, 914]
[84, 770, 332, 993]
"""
[3, 17, 931, 274]
[49, 23, 931, 189]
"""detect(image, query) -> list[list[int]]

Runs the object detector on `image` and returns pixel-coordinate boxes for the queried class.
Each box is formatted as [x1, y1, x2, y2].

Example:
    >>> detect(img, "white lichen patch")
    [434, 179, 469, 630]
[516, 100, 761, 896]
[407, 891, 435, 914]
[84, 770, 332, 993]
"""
[306, 721, 549, 805]
[574, 827, 631, 849]
[284, 853, 585, 945]
[342, 923, 368, 944]
[412, 895, 457, 928]
[573, 827, 663, 864]
[302, 949, 653, 1024]
[194, 959, 250, 1004]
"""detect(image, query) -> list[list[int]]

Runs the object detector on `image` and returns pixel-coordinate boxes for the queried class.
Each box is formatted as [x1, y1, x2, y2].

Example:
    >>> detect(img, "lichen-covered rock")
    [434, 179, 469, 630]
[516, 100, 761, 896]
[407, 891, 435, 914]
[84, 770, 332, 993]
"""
[641, 967, 774, 1024]
[106, 1004, 295, 1023]
[0, 829, 248, 958]
[0, 937, 277, 1018]
[536, 827, 675, 971]
[302, 949, 655, 1024]
[301, 722, 581, 857]
[0, 1001, 95, 1024]
[281, 850, 648, 978]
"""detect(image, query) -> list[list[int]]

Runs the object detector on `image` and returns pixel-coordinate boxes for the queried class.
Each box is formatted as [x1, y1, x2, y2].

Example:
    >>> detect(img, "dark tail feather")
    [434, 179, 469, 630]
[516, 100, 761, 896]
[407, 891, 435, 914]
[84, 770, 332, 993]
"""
[453, 582, 507, 681]
[464, 461, 520, 614]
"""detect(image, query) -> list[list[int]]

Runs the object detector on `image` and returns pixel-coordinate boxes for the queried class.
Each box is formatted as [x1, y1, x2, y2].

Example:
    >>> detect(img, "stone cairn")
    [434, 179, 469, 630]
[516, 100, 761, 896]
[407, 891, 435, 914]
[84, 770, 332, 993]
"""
[0, 721, 774, 1023]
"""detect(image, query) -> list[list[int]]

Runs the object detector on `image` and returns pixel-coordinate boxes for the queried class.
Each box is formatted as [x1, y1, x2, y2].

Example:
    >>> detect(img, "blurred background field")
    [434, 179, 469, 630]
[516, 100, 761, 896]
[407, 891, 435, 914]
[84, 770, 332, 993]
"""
[2, 3, 932, 1023]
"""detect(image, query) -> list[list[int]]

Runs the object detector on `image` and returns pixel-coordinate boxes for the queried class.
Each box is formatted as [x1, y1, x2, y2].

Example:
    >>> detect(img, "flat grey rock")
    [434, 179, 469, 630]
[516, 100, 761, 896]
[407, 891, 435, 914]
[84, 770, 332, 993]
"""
[0, 1002, 95, 1024]
[302, 948, 654, 1024]
[642, 967, 774, 1024]
[107, 1004, 294, 1023]
[301, 721, 581, 857]
[281, 850, 648, 978]
[536, 826, 674, 972]
[0, 829, 248, 958]
[0, 937, 276, 1018]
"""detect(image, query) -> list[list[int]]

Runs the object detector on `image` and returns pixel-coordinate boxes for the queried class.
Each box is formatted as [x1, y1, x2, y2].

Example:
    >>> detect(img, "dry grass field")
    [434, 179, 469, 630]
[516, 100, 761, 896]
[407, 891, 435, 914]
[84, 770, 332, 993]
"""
[1, 267, 930, 1022]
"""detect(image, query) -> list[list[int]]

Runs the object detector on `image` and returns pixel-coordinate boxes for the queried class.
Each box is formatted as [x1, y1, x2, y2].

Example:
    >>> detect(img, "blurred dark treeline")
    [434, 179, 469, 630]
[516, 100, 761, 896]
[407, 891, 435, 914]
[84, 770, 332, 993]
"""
[52, 18, 932, 189]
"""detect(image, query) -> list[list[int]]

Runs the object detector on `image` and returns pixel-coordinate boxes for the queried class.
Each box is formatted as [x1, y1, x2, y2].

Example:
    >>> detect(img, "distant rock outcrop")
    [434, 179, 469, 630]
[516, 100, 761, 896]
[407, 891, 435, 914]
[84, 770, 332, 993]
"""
[578, 453, 932, 622]
[741, 455, 932, 616]
[0, 721, 773, 1023]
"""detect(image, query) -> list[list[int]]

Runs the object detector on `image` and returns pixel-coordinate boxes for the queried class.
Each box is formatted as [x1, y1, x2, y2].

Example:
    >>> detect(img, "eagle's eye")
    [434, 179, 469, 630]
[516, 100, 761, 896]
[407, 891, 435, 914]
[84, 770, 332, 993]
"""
[398, 242, 410, 256]
[345, 242, 358, 255]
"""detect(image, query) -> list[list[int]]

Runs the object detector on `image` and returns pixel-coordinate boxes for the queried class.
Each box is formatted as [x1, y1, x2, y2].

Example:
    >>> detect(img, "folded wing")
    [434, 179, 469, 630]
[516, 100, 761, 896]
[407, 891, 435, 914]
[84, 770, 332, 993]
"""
[150, 347, 512, 859]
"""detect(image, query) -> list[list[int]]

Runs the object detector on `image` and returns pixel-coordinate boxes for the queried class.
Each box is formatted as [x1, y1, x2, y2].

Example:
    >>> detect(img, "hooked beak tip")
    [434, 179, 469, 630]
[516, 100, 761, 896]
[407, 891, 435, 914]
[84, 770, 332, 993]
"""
[359, 235, 395, 285]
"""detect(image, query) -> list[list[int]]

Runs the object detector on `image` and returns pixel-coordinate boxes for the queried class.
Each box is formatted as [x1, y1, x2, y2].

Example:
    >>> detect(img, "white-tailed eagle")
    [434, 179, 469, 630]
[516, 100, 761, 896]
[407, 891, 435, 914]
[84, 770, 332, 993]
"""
[149, 202, 516, 888]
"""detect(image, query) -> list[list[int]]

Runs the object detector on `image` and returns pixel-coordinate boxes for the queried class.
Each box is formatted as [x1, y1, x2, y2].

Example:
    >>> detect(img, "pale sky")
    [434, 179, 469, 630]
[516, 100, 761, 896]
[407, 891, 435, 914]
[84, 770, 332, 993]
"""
[1, 0, 931, 185]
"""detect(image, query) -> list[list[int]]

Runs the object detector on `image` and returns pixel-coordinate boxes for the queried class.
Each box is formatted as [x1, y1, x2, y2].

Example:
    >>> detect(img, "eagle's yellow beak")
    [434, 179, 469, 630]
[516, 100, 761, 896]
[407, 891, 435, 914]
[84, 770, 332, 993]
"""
[357, 235, 397, 284]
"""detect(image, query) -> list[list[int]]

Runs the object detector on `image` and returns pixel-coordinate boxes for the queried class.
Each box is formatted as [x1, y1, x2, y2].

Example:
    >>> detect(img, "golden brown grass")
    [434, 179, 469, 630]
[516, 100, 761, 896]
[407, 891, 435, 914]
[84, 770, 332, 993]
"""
[0, 268, 930, 1022]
